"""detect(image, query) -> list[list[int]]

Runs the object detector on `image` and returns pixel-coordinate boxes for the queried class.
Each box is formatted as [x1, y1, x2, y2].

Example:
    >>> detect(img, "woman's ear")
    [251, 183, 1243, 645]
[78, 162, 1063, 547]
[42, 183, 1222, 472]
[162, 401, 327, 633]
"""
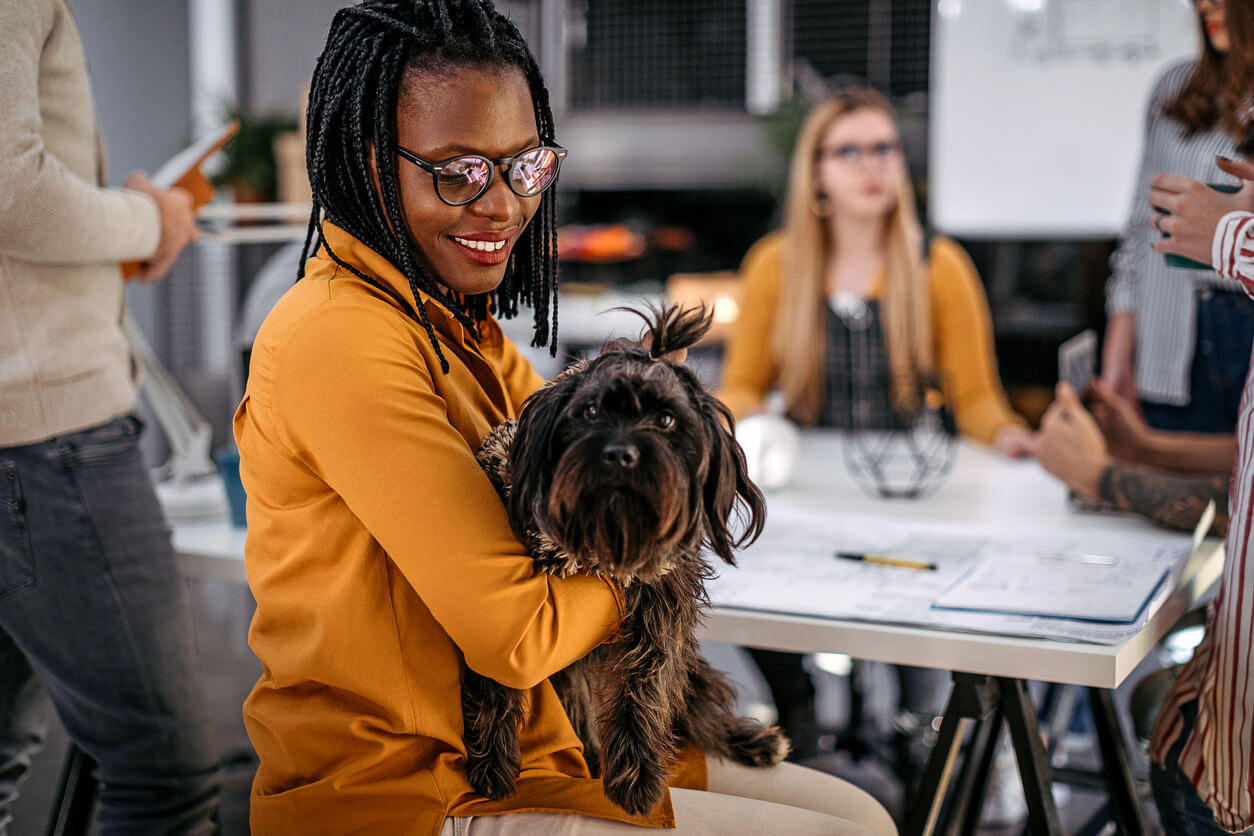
[698, 390, 767, 565]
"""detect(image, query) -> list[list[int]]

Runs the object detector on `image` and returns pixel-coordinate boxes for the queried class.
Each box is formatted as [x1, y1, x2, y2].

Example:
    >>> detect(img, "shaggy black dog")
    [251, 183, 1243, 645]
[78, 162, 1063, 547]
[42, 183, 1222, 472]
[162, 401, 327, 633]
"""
[464, 305, 787, 816]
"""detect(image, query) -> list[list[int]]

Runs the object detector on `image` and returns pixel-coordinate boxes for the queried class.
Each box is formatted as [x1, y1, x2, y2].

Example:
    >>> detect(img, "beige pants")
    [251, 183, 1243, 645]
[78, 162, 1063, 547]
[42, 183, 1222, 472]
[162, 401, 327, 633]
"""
[439, 758, 897, 835]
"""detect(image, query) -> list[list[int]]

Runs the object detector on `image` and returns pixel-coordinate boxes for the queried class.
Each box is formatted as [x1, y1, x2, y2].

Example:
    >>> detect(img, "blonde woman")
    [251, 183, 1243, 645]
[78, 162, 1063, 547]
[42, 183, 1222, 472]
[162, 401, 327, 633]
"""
[719, 87, 1032, 770]
[721, 87, 1031, 455]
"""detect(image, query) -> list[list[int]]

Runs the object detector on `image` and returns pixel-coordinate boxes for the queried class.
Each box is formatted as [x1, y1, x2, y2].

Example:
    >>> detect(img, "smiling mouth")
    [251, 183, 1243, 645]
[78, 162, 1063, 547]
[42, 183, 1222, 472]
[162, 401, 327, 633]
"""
[452, 236, 507, 252]
[449, 234, 513, 266]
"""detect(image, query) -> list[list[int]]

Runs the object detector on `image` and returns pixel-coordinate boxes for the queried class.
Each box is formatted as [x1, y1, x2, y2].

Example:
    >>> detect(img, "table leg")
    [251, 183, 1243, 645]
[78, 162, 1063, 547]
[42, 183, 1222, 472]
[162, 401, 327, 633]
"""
[952, 706, 1004, 836]
[1088, 687, 1149, 836]
[903, 674, 998, 836]
[998, 677, 1063, 836]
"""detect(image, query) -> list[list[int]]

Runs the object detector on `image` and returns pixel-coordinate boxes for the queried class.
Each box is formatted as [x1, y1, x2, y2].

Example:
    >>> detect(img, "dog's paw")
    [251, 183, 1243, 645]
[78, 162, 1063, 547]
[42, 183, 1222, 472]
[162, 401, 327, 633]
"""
[726, 722, 791, 767]
[603, 769, 668, 817]
[467, 754, 521, 802]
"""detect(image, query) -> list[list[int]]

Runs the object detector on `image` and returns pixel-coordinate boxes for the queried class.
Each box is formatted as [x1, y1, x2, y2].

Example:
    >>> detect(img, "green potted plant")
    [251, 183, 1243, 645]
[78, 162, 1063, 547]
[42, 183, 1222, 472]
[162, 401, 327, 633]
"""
[211, 104, 297, 203]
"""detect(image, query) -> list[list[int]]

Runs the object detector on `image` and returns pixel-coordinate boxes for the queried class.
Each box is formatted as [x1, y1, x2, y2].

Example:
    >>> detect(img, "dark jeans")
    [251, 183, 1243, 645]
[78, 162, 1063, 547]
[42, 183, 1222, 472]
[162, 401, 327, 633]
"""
[1151, 699, 1253, 835]
[0, 415, 221, 835]
[1141, 288, 1254, 433]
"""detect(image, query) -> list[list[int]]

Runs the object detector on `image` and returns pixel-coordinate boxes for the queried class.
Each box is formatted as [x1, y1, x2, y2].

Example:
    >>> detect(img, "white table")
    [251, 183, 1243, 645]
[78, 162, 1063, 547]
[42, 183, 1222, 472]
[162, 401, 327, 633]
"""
[703, 434, 1223, 691]
[169, 434, 1223, 836]
[698, 433, 1222, 836]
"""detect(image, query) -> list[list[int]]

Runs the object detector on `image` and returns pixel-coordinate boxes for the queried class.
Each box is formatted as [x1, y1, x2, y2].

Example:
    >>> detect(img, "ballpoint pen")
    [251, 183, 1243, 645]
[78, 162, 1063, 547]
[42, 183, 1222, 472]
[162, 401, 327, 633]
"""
[834, 552, 937, 571]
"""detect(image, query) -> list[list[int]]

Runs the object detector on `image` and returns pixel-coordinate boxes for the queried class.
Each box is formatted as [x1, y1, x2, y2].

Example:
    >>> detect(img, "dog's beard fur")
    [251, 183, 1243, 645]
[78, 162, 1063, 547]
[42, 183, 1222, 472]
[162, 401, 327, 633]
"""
[544, 433, 695, 583]
[463, 305, 786, 817]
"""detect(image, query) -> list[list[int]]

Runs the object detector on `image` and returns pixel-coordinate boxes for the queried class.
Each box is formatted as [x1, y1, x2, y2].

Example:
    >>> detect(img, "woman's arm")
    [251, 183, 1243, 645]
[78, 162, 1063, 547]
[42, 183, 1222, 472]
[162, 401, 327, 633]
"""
[1101, 313, 1137, 403]
[270, 302, 621, 691]
[928, 238, 1027, 448]
[1086, 379, 1235, 473]
[717, 234, 784, 420]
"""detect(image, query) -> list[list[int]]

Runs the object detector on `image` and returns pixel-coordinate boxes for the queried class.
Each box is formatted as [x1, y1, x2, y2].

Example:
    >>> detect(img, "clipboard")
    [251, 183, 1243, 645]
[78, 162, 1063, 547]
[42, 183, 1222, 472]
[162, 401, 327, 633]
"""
[120, 122, 238, 279]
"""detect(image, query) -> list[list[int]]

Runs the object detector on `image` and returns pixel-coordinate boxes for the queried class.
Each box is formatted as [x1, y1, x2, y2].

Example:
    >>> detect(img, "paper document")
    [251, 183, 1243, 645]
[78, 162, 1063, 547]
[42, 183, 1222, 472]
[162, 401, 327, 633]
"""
[932, 547, 1167, 622]
[149, 122, 238, 190]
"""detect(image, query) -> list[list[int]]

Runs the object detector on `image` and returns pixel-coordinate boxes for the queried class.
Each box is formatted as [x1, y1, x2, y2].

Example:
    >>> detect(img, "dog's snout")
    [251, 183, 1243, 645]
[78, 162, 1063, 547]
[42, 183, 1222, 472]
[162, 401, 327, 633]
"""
[602, 441, 640, 469]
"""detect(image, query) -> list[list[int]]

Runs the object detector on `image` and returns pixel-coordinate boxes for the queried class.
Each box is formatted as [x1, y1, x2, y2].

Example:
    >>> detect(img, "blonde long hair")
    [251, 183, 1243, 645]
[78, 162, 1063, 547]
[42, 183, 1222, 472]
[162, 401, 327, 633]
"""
[772, 88, 933, 424]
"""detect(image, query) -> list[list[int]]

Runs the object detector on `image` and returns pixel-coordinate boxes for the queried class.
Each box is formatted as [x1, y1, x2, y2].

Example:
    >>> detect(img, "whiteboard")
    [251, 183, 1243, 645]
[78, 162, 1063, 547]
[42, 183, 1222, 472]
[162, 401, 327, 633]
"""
[930, 0, 1199, 238]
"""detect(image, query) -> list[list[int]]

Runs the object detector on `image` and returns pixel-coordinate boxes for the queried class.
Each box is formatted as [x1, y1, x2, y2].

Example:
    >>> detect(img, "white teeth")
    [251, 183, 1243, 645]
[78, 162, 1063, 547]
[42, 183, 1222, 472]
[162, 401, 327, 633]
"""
[453, 237, 506, 252]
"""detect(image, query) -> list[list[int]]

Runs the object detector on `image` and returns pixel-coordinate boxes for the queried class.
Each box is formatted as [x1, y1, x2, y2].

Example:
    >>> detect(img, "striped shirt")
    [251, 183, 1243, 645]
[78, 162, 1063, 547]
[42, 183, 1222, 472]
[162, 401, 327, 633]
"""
[1147, 210, 1254, 833]
[1107, 61, 1242, 406]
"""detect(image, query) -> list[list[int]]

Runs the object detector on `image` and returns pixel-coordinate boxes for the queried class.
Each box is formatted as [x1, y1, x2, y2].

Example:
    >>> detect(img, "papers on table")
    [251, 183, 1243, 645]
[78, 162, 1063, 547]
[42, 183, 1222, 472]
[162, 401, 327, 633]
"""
[932, 547, 1166, 622]
[708, 501, 1201, 645]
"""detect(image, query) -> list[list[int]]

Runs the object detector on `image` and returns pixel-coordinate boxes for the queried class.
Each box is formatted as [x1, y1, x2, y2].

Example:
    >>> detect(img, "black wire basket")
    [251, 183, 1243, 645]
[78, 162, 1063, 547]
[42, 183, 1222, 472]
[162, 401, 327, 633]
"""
[841, 371, 958, 500]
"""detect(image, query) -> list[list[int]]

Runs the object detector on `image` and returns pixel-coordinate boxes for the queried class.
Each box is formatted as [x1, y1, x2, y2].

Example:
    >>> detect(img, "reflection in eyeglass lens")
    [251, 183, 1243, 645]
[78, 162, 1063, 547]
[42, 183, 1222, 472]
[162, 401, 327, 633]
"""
[439, 157, 491, 202]
[511, 149, 558, 195]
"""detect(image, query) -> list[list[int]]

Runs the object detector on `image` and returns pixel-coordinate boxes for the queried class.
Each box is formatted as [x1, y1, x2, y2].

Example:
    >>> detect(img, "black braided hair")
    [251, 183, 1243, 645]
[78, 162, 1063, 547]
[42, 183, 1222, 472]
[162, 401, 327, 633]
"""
[300, 0, 561, 372]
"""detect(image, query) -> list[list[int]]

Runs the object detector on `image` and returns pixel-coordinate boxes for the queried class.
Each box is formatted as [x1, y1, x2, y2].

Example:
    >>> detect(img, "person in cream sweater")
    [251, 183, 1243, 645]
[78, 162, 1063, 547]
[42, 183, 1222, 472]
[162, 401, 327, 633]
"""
[0, 1, 220, 832]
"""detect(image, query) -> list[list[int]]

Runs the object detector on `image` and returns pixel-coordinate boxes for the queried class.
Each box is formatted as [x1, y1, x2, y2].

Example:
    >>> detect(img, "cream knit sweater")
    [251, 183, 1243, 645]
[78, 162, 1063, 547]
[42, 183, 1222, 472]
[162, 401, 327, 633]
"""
[0, 0, 162, 446]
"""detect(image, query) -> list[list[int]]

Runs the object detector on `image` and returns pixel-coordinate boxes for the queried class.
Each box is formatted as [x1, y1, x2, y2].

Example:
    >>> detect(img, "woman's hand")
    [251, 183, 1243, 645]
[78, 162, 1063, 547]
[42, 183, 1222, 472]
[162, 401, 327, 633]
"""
[1149, 157, 1254, 266]
[993, 425, 1037, 459]
[1036, 383, 1110, 499]
[1086, 378, 1155, 463]
[1099, 312, 1137, 404]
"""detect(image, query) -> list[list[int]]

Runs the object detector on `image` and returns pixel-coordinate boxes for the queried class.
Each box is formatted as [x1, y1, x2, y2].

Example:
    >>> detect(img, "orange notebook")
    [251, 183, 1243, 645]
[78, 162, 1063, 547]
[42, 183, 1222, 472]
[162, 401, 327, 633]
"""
[120, 121, 238, 279]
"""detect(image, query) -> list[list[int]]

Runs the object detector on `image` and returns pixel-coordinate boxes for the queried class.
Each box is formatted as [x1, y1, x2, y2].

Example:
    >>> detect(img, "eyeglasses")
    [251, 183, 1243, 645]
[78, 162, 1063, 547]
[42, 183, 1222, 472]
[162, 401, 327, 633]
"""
[393, 144, 568, 206]
[817, 141, 901, 165]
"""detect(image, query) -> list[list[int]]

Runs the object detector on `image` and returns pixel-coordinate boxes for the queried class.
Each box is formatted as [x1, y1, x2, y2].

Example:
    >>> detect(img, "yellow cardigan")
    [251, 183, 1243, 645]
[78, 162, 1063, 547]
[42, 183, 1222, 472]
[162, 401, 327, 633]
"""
[235, 223, 704, 835]
[719, 233, 1024, 445]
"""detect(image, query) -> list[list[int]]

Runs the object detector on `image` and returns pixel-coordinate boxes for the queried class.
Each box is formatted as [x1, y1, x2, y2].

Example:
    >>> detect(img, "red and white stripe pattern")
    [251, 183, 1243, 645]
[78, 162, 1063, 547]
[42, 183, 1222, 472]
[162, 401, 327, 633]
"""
[1149, 210, 1254, 832]
[1214, 211, 1254, 295]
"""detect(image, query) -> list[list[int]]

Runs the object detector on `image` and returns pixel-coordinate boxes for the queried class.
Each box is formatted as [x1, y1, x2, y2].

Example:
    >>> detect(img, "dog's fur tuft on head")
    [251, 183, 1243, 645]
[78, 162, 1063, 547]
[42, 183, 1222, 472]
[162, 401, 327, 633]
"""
[465, 304, 786, 816]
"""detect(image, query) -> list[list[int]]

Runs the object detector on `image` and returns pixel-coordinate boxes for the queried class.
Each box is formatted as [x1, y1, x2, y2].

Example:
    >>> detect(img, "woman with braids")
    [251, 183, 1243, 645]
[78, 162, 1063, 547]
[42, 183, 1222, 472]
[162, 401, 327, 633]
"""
[234, 2, 896, 834]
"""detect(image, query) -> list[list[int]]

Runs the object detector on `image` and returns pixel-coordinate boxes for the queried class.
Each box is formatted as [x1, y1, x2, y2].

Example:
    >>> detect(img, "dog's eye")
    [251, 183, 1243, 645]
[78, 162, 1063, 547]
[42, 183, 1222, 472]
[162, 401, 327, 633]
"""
[657, 411, 676, 430]
[582, 403, 599, 420]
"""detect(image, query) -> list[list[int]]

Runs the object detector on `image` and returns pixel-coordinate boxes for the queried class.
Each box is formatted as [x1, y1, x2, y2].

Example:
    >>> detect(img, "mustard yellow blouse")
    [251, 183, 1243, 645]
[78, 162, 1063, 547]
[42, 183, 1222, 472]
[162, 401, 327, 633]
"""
[235, 223, 704, 835]
[719, 233, 1024, 445]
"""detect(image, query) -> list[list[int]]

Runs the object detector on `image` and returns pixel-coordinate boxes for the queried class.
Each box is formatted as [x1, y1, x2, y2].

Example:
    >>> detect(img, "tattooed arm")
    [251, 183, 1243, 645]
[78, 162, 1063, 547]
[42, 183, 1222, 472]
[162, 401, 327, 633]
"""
[1038, 383, 1229, 536]
[1097, 463, 1229, 538]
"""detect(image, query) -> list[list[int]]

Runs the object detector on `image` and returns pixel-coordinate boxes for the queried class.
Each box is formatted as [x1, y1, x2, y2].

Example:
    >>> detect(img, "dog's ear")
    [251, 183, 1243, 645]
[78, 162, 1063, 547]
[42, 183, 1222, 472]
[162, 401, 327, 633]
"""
[697, 392, 767, 566]
[507, 362, 586, 536]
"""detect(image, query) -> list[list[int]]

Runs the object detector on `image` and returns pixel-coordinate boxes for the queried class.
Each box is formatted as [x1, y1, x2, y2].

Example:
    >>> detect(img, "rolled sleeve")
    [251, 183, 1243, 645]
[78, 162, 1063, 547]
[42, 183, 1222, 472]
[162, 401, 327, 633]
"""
[1212, 211, 1254, 295]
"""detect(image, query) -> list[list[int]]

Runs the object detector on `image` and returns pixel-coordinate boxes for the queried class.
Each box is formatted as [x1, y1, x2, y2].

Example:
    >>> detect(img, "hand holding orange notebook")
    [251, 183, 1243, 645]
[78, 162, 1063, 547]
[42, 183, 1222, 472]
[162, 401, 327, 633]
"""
[121, 122, 238, 279]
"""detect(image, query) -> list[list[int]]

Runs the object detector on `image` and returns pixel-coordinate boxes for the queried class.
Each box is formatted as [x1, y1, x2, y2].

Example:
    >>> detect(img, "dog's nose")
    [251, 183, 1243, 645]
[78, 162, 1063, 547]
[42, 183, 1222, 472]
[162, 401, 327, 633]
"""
[601, 441, 640, 469]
